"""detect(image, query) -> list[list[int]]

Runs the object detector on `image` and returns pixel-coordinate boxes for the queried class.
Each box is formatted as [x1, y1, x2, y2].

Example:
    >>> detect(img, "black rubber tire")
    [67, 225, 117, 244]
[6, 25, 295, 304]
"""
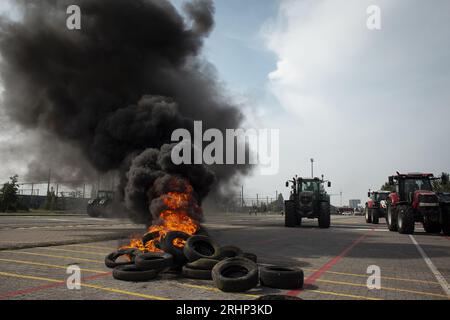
[112, 264, 159, 282]
[105, 249, 137, 269]
[242, 252, 257, 263]
[256, 295, 303, 301]
[182, 266, 212, 280]
[142, 232, 160, 245]
[318, 202, 331, 229]
[218, 245, 244, 260]
[87, 205, 101, 218]
[186, 258, 220, 270]
[398, 206, 415, 234]
[371, 209, 379, 225]
[260, 266, 304, 290]
[365, 206, 372, 223]
[423, 219, 441, 234]
[386, 204, 398, 232]
[160, 231, 190, 265]
[285, 200, 298, 228]
[212, 257, 259, 293]
[442, 207, 450, 236]
[135, 252, 173, 271]
[183, 235, 221, 262]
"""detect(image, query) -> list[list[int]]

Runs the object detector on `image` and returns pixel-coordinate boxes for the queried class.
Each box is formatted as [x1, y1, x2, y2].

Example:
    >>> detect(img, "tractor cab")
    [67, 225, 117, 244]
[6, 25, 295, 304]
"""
[389, 173, 435, 203]
[385, 172, 449, 235]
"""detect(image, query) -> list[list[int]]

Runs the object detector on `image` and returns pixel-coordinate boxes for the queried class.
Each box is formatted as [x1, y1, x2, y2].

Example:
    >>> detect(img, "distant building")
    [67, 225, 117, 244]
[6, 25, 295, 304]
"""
[349, 199, 361, 209]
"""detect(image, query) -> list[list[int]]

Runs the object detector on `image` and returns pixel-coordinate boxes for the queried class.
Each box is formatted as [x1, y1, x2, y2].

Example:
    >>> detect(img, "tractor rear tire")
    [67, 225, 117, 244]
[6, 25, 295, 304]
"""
[423, 219, 441, 234]
[365, 206, 372, 223]
[386, 204, 398, 232]
[398, 206, 415, 235]
[371, 209, 379, 225]
[441, 206, 450, 236]
[285, 201, 298, 228]
[318, 202, 331, 229]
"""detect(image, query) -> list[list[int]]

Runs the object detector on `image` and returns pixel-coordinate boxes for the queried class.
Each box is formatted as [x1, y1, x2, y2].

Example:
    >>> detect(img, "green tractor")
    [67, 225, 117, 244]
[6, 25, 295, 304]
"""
[284, 176, 332, 228]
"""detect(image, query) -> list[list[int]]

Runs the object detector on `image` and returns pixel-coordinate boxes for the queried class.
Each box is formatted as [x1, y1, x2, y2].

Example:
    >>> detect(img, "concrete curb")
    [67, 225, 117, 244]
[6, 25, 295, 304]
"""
[0, 232, 137, 251]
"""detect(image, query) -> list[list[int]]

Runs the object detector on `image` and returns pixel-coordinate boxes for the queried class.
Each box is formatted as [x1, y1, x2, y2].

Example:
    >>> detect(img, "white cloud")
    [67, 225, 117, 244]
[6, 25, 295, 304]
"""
[260, 0, 450, 204]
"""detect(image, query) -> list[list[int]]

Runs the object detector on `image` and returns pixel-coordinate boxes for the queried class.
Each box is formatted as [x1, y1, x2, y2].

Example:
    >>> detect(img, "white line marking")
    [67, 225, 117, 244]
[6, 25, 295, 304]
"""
[409, 235, 450, 298]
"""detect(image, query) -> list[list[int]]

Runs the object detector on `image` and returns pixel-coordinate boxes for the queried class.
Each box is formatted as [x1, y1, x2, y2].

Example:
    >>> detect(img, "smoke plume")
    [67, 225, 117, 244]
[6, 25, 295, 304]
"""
[0, 0, 251, 222]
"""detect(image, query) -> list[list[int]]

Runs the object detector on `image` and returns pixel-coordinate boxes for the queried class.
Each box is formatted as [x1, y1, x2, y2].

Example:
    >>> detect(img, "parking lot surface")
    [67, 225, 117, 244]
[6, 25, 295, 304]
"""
[0, 213, 449, 300]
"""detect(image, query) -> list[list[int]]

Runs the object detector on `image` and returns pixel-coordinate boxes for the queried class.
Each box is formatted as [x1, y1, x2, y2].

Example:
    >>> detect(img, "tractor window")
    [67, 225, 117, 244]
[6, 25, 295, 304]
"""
[404, 179, 432, 195]
[376, 193, 389, 201]
[301, 181, 318, 192]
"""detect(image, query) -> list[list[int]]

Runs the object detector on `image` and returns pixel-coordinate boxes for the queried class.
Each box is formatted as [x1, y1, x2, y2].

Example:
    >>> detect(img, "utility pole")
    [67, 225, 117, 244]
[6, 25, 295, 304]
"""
[340, 190, 343, 207]
[241, 186, 244, 208]
[310, 158, 314, 178]
[46, 169, 51, 194]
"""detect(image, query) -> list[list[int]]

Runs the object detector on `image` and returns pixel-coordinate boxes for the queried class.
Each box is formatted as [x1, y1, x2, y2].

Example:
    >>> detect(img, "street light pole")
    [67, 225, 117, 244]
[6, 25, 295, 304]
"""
[310, 158, 314, 178]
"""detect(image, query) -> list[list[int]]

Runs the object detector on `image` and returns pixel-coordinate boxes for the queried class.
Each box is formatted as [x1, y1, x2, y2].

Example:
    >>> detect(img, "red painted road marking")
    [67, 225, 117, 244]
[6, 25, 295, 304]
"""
[0, 272, 111, 299]
[287, 231, 373, 296]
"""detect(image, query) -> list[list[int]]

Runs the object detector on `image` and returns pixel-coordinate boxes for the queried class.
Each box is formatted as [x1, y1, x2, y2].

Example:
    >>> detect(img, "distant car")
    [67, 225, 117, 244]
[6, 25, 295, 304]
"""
[342, 211, 353, 216]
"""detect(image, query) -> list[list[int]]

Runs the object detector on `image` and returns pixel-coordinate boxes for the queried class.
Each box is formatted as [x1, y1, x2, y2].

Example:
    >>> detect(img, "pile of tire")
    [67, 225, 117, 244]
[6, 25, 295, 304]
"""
[105, 231, 304, 295]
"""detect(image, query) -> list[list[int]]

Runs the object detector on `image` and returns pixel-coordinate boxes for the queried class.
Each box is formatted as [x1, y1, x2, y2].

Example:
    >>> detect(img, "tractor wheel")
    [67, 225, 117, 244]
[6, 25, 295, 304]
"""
[386, 204, 398, 232]
[371, 209, 379, 225]
[365, 206, 372, 223]
[442, 208, 450, 236]
[397, 206, 415, 235]
[285, 201, 298, 228]
[87, 205, 101, 218]
[423, 219, 441, 234]
[318, 202, 331, 229]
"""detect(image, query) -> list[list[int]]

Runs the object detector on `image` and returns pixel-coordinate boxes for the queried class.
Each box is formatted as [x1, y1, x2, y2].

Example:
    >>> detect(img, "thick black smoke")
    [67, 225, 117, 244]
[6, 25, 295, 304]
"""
[0, 0, 251, 222]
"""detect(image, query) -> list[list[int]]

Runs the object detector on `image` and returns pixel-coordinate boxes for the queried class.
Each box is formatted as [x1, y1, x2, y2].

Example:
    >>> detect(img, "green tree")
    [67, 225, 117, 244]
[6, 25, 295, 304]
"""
[380, 181, 395, 192]
[1, 175, 19, 212]
[433, 172, 450, 192]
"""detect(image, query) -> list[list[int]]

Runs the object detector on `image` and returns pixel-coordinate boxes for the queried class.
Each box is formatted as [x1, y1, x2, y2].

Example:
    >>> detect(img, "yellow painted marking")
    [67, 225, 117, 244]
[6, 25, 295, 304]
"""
[316, 279, 449, 299]
[303, 268, 441, 286]
[0, 271, 168, 300]
[67, 244, 116, 251]
[1, 251, 103, 263]
[310, 290, 382, 300]
[180, 283, 260, 298]
[0, 258, 106, 274]
[34, 247, 107, 256]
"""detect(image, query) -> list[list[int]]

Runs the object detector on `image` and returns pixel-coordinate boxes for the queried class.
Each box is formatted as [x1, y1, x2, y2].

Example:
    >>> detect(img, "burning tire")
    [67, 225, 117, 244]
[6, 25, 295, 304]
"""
[182, 266, 212, 280]
[112, 264, 159, 282]
[397, 206, 415, 234]
[218, 245, 243, 260]
[186, 258, 220, 270]
[142, 232, 160, 246]
[161, 231, 190, 265]
[183, 235, 221, 262]
[105, 249, 138, 269]
[259, 266, 304, 290]
[212, 257, 259, 293]
[135, 252, 173, 271]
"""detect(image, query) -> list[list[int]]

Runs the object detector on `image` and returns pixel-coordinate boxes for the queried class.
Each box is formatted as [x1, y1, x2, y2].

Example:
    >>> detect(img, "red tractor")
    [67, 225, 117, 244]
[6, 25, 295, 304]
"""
[385, 173, 450, 235]
[365, 190, 390, 224]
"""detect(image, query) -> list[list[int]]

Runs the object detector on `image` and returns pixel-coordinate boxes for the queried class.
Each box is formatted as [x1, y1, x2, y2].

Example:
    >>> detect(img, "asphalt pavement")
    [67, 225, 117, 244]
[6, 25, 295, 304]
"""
[0, 213, 449, 300]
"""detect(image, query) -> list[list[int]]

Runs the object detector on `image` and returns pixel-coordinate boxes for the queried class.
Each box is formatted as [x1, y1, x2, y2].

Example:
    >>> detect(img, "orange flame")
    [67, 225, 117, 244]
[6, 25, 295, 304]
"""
[120, 184, 200, 253]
